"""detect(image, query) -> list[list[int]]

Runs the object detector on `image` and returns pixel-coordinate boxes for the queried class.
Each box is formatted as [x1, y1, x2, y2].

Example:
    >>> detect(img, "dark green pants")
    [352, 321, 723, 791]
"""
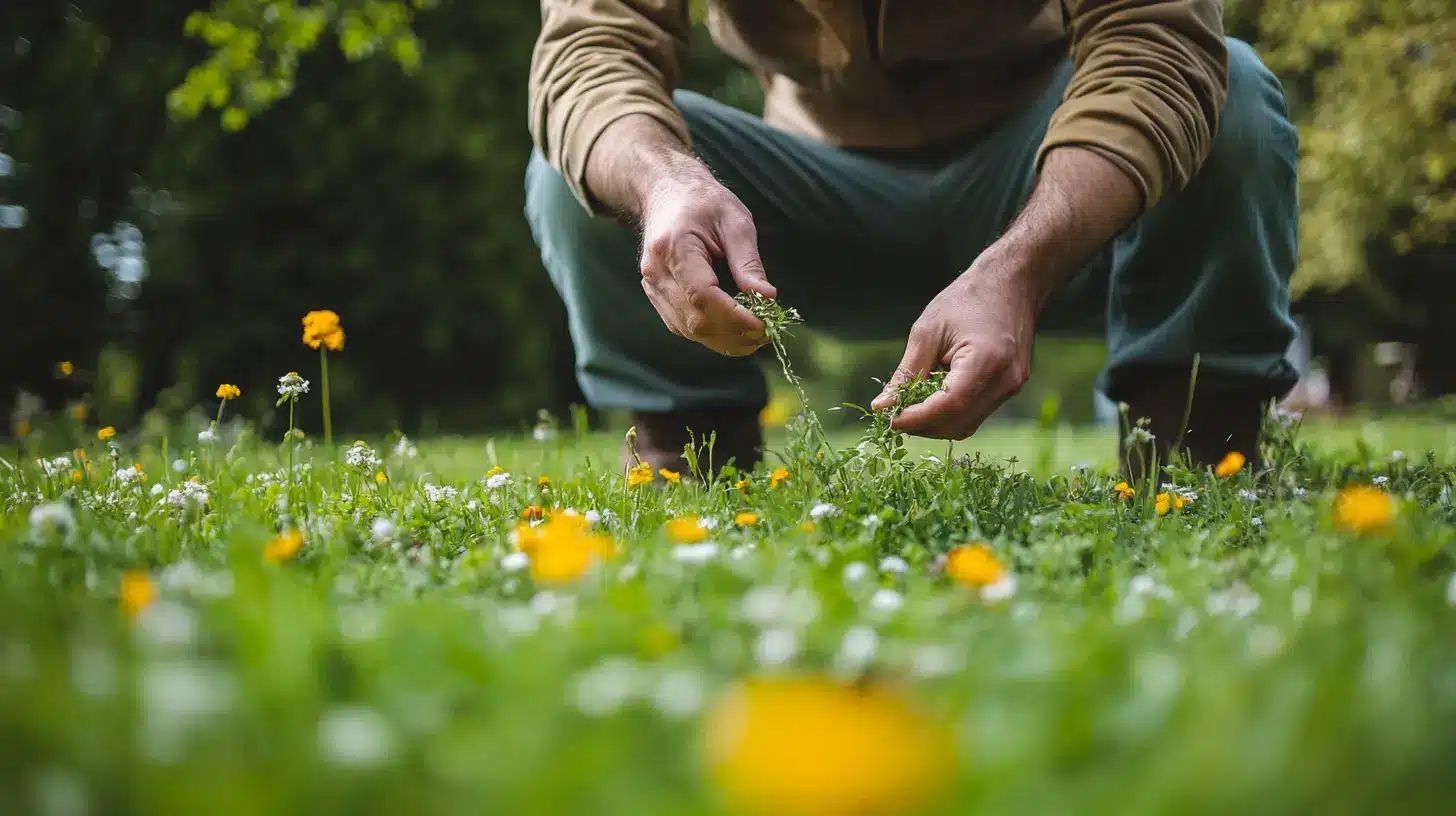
[526, 39, 1300, 413]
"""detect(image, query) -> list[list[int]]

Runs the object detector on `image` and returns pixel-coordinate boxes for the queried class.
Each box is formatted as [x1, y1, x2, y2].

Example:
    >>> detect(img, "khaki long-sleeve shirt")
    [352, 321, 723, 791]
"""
[529, 0, 1227, 216]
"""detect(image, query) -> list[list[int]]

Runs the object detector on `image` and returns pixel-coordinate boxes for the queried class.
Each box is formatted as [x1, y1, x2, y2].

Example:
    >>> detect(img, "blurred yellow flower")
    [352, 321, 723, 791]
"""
[522, 504, 546, 522]
[1113, 481, 1136, 499]
[58, 361, 74, 377]
[667, 515, 708, 544]
[120, 571, 156, 620]
[735, 479, 749, 493]
[945, 543, 1005, 588]
[375, 471, 387, 484]
[71, 403, 87, 422]
[537, 475, 551, 492]
[799, 520, 817, 533]
[759, 393, 796, 429]
[1333, 485, 1395, 534]
[71, 470, 83, 482]
[514, 515, 616, 585]
[735, 512, 759, 527]
[14, 419, 30, 437]
[302, 310, 346, 351]
[702, 676, 953, 816]
[627, 461, 654, 489]
[215, 384, 241, 400]
[1214, 451, 1246, 478]
[1155, 492, 1189, 516]
[96, 426, 116, 441]
[264, 529, 306, 563]
[660, 468, 682, 484]
[770, 467, 789, 489]
[486, 465, 504, 478]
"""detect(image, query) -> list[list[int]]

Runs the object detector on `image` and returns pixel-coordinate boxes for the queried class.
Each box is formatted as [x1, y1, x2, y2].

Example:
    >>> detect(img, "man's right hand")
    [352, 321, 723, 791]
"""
[586, 115, 776, 358]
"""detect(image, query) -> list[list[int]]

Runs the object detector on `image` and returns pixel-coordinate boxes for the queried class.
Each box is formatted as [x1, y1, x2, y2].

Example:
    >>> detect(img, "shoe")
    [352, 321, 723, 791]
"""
[621, 406, 764, 478]
[1117, 370, 1270, 478]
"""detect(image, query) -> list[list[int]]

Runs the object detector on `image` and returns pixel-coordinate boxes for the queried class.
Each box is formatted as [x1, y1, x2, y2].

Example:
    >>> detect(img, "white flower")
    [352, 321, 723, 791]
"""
[617, 563, 640, 583]
[500, 551, 530, 573]
[158, 562, 233, 599]
[651, 668, 705, 719]
[584, 509, 602, 525]
[878, 555, 909, 574]
[1390, 450, 1406, 462]
[868, 588, 904, 617]
[277, 372, 310, 399]
[572, 658, 641, 716]
[532, 426, 553, 442]
[808, 502, 840, 522]
[422, 483, 458, 503]
[318, 706, 395, 768]
[38, 455, 71, 477]
[1237, 489, 1259, 502]
[171, 459, 187, 473]
[484, 472, 513, 491]
[370, 517, 395, 542]
[1206, 583, 1261, 619]
[393, 436, 418, 459]
[345, 442, 381, 471]
[149, 483, 165, 496]
[841, 561, 870, 584]
[1160, 483, 1198, 503]
[980, 574, 1018, 603]
[1174, 608, 1199, 641]
[1372, 475, 1389, 486]
[28, 502, 76, 537]
[1127, 426, 1155, 444]
[1446, 572, 1456, 607]
[1250, 516, 1263, 527]
[1291, 586, 1314, 620]
[861, 515, 882, 529]
[135, 601, 199, 649]
[163, 481, 209, 510]
[834, 625, 879, 672]
[729, 544, 756, 561]
[909, 644, 960, 679]
[754, 628, 799, 668]
[697, 517, 719, 530]
[197, 428, 216, 444]
[1071, 461, 1093, 472]
[672, 542, 719, 565]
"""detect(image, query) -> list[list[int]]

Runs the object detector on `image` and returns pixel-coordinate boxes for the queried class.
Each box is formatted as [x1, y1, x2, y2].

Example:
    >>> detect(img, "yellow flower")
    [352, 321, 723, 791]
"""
[769, 467, 789, 489]
[486, 465, 504, 478]
[1333, 485, 1396, 534]
[14, 419, 30, 437]
[215, 384, 241, 400]
[71, 470, 83, 482]
[96, 426, 116, 441]
[1155, 492, 1189, 516]
[58, 361, 74, 377]
[702, 676, 954, 816]
[522, 504, 546, 522]
[70, 403, 87, 422]
[626, 461, 654, 489]
[799, 520, 817, 533]
[264, 529, 306, 563]
[1214, 451, 1246, 478]
[735, 479, 749, 493]
[735, 512, 759, 527]
[514, 515, 617, 585]
[1113, 481, 1136, 499]
[667, 515, 708, 544]
[944, 543, 1005, 588]
[537, 475, 551, 492]
[119, 571, 156, 620]
[375, 471, 388, 484]
[659, 468, 682, 484]
[302, 310, 346, 351]
[759, 393, 796, 429]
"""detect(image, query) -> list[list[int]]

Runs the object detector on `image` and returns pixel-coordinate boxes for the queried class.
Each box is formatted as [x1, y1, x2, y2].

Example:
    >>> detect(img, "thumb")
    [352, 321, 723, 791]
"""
[872, 326, 939, 412]
[721, 218, 777, 299]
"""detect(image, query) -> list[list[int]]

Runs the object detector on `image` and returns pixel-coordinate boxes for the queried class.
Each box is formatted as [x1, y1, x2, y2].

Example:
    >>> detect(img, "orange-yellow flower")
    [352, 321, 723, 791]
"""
[799, 520, 817, 533]
[1155, 492, 1189, 516]
[659, 468, 682, 484]
[769, 467, 789, 489]
[735, 511, 759, 527]
[1113, 481, 1136, 499]
[626, 461, 654, 489]
[944, 543, 1005, 588]
[1333, 485, 1395, 534]
[302, 310, 346, 351]
[70, 403, 87, 422]
[215, 383, 241, 400]
[522, 504, 546, 522]
[264, 529, 306, 563]
[702, 676, 954, 816]
[14, 419, 30, 437]
[667, 515, 708, 544]
[58, 361, 74, 377]
[120, 571, 156, 619]
[514, 514, 617, 585]
[735, 479, 750, 493]
[1214, 451, 1246, 478]
[537, 475, 551, 492]
[759, 394, 794, 429]
[374, 471, 387, 484]
[96, 426, 116, 441]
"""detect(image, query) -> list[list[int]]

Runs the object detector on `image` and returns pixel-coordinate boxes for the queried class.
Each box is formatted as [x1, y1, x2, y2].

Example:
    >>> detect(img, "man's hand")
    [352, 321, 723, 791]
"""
[871, 146, 1143, 438]
[870, 252, 1038, 439]
[586, 114, 776, 357]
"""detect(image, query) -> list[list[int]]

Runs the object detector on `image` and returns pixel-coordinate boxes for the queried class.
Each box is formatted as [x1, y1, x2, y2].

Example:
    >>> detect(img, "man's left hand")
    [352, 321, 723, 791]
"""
[870, 249, 1041, 440]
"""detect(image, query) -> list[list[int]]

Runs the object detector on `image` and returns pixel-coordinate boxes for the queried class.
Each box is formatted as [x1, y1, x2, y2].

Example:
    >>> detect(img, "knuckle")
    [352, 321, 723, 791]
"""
[685, 286, 711, 313]
[681, 312, 709, 338]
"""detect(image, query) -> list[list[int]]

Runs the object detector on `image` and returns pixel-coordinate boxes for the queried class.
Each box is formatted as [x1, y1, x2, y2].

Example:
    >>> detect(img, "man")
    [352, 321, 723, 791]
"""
[525, 0, 1299, 475]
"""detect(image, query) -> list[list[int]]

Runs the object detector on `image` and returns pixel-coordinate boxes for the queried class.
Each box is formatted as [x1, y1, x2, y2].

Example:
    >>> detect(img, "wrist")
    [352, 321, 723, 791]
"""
[966, 239, 1056, 314]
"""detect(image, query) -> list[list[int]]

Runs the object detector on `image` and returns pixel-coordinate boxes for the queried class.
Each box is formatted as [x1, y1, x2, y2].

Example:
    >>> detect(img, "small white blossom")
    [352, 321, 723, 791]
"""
[28, 503, 76, 538]
[672, 542, 719, 565]
[809, 502, 840, 522]
[754, 628, 799, 668]
[318, 706, 396, 769]
[1372, 475, 1389, 486]
[1127, 426, 1155, 444]
[171, 459, 187, 473]
[835, 625, 879, 672]
[370, 517, 395, 542]
[484, 472, 513, 491]
[1291, 586, 1314, 620]
[584, 509, 602, 525]
[422, 483, 458, 503]
[163, 481, 210, 510]
[500, 552, 530, 573]
[572, 658, 641, 716]
[1206, 583, 1261, 619]
[842, 561, 870, 584]
[878, 556, 910, 574]
[651, 668, 705, 719]
[344, 442, 382, 471]
[1237, 489, 1259, 501]
[868, 588, 905, 617]
[197, 428, 216, 444]
[980, 574, 1018, 603]
[1251, 516, 1263, 527]
[909, 644, 961, 679]
[277, 372, 310, 399]
[393, 436, 418, 459]
[38, 456, 71, 477]
[1390, 450, 1406, 462]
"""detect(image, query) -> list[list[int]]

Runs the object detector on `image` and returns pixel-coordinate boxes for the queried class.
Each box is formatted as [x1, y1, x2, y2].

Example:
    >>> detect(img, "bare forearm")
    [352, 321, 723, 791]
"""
[584, 114, 712, 221]
[985, 146, 1142, 310]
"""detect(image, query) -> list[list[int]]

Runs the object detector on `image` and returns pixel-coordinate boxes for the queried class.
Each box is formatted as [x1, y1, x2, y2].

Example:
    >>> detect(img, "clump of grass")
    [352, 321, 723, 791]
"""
[735, 292, 831, 459]
[847, 370, 947, 464]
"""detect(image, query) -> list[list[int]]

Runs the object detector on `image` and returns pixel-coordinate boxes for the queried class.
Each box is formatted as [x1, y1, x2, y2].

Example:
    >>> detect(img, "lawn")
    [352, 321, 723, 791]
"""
[2, 405, 1455, 815]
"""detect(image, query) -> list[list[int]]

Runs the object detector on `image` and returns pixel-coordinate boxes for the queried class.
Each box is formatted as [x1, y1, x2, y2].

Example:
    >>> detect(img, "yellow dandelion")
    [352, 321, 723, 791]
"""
[735, 479, 749, 493]
[1333, 485, 1395, 534]
[538, 475, 552, 492]
[264, 529, 306, 563]
[1114, 481, 1136, 499]
[735, 511, 759, 527]
[96, 426, 116, 441]
[58, 361, 74, 377]
[302, 310, 345, 351]
[517, 515, 617, 585]
[702, 676, 954, 816]
[119, 571, 156, 620]
[375, 471, 387, 484]
[660, 468, 682, 484]
[626, 461, 655, 489]
[486, 465, 504, 478]
[215, 384, 241, 400]
[945, 543, 1006, 588]
[769, 467, 789, 489]
[667, 515, 708, 544]
[799, 520, 817, 533]
[1155, 492, 1189, 516]
[1214, 451, 1246, 478]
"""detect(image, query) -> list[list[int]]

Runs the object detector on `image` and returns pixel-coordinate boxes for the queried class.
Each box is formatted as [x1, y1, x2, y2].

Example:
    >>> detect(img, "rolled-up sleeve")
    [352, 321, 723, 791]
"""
[529, 0, 693, 213]
[1037, 0, 1228, 211]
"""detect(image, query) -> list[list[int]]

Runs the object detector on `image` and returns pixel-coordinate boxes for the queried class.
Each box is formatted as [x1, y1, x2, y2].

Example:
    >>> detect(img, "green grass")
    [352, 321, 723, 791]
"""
[2, 412, 1455, 815]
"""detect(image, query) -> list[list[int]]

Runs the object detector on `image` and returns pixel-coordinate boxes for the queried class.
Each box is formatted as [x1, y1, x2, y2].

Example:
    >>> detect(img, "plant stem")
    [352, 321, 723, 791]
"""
[320, 347, 333, 448]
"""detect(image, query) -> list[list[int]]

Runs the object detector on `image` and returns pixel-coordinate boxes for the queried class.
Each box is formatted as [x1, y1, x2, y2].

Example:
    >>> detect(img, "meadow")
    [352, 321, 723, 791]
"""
[3, 359, 1455, 814]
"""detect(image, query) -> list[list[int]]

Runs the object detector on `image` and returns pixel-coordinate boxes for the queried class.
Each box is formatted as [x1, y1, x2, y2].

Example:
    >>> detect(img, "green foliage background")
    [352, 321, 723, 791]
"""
[1, 0, 1450, 435]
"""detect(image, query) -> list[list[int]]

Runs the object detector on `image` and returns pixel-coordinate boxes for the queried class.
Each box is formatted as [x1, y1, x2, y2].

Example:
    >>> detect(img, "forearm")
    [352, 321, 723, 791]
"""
[984, 146, 1142, 310]
[584, 114, 712, 221]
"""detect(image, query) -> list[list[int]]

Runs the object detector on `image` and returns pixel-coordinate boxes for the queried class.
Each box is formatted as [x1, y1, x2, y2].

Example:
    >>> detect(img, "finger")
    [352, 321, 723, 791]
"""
[720, 215, 777, 299]
[894, 347, 1006, 439]
[661, 239, 765, 343]
[641, 279, 686, 338]
[871, 325, 940, 412]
